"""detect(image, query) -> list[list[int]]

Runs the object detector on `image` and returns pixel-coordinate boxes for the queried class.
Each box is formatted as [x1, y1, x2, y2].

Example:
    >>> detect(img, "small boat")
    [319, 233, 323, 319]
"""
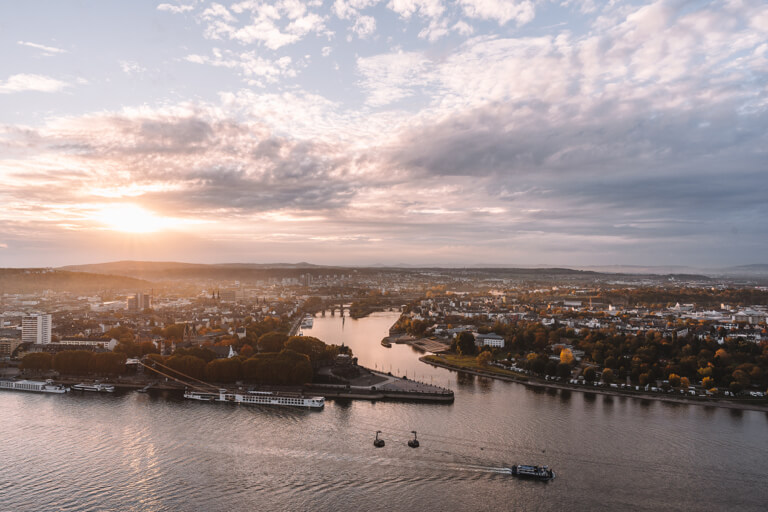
[506, 464, 555, 481]
[72, 382, 115, 393]
[373, 430, 385, 448]
[407, 431, 419, 448]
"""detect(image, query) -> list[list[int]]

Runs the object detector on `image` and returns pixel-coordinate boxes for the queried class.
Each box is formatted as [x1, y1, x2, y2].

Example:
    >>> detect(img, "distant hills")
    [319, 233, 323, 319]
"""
[2, 261, 766, 293]
[59, 260, 338, 282]
[55, 260, 713, 283]
[0, 268, 150, 294]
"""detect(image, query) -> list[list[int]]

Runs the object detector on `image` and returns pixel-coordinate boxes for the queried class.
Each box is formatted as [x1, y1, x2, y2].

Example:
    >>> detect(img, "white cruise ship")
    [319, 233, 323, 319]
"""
[0, 379, 69, 394]
[72, 382, 115, 393]
[185, 389, 324, 408]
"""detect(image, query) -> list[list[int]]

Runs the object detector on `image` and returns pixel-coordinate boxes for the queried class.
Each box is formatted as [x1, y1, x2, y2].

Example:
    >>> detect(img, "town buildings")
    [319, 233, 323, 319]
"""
[22, 314, 51, 344]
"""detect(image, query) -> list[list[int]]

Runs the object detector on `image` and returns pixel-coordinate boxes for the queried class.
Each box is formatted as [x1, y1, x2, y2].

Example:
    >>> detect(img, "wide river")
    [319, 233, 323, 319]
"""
[2, 310, 767, 511]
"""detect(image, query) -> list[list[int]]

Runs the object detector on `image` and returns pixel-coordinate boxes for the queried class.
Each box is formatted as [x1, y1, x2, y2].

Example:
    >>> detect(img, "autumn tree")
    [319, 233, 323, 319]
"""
[560, 348, 575, 365]
[258, 331, 289, 353]
[21, 352, 53, 372]
[602, 368, 614, 384]
[88, 352, 126, 375]
[239, 344, 255, 358]
[205, 357, 242, 383]
[477, 351, 492, 367]
[162, 324, 186, 341]
[54, 350, 93, 375]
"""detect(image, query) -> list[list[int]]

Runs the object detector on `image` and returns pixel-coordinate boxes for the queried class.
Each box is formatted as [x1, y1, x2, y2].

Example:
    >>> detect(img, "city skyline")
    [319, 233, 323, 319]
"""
[2, 0, 767, 267]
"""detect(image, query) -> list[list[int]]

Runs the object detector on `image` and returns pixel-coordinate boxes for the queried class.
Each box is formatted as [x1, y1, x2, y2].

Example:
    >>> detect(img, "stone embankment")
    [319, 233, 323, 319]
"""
[307, 368, 453, 403]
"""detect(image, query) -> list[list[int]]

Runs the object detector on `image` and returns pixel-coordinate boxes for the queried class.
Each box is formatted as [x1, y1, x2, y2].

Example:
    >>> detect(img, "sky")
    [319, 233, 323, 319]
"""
[1, 0, 767, 268]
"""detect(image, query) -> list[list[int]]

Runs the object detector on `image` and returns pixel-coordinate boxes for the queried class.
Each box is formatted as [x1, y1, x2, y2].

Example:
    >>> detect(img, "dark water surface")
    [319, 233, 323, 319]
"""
[2, 311, 767, 511]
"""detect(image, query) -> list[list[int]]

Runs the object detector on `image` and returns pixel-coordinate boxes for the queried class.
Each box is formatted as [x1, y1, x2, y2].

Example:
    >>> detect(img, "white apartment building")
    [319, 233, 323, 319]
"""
[22, 314, 52, 344]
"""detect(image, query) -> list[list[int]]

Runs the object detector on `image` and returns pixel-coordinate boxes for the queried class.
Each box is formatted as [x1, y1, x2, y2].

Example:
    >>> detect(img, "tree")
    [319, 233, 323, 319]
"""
[205, 357, 241, 383]
[258, 331, 288, 353]
[21, 352, 53, 372]
[702, 376, 714, 389]
[556, 362, 572, 379]
[114, 341, 141, 358]
[166, 355, 207, 380]
[602, 368, 614, 384]
[89, 352, 126, 375]
[583, 367, 596, 383]
[456, 332, 477, 356]
[560, 348, 575, 365]
[732, 369, 750, 389]
[240, 344, 255, 358]
[680, 376, 690, 388]
[54, 350, 93, 375]
[174, 346, 217, 363]
[476, 351, 492, 367]
[106, 326, 134, 344]
[668, 373, 681, 388]
[284, 336, 327, 361]
[162, 324, 186, 342]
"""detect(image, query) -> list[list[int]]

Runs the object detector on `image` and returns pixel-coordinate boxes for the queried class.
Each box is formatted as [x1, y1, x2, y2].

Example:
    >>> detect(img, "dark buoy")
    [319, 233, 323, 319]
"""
[407, 431, 419, 448]
[373, 430, 385, 448]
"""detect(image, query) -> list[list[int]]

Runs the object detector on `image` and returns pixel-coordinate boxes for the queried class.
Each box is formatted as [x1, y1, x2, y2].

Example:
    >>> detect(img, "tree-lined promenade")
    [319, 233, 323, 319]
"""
[20, 333, 346, 387]
[143, 335, 340, 386]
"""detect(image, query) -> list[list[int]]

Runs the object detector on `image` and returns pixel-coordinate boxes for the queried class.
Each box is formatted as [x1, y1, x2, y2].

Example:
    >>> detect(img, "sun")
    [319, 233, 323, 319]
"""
[96, 204, 176, 233]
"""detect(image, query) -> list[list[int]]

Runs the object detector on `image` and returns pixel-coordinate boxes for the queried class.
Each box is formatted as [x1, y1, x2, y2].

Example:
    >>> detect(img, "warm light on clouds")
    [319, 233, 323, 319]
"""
[0, 0, 767, 267]
[94, 205, 186, 234]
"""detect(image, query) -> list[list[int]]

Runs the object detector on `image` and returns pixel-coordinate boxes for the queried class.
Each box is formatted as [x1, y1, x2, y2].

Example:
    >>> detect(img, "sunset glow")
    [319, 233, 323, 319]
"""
[0, 1, 766, 267]
[95, 205, 177, 234]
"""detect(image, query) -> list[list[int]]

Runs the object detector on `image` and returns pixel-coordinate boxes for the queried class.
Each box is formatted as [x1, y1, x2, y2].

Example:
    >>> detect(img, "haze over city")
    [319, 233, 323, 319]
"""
[2, 0, 767, 268]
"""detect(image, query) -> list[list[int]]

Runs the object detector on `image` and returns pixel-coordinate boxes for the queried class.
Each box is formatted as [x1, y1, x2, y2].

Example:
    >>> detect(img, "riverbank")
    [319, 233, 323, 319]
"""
[420, 355, 768, 413]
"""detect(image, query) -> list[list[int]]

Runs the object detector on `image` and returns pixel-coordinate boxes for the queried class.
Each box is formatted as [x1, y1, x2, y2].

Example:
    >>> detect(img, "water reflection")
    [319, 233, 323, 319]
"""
[457, 373, 476, 388]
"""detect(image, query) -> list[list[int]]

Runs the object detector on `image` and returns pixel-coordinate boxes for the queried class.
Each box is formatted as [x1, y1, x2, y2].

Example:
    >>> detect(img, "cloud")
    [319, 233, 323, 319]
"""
[119, 60, 146, 75]
[157, 3, 194, 14]
[2, 0, 768, 266]
[0, 74, 70, 94]
[387, 0, 444, 20]
[458, 0, 535, 26]
[357, 51, 430, 106]
[185, 51, 297, 84]
[204, 1, 329, 49]
[17, 40, 67, 55]
[352, 15, 377, 38]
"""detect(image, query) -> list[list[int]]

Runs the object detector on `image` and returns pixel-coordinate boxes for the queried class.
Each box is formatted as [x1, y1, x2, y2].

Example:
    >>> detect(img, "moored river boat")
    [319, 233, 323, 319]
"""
[185, 389, 325, 408]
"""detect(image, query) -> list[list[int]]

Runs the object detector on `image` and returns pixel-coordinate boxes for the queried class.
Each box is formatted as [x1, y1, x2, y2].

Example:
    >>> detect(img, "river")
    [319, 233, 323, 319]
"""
[1, 310, 767, 511]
